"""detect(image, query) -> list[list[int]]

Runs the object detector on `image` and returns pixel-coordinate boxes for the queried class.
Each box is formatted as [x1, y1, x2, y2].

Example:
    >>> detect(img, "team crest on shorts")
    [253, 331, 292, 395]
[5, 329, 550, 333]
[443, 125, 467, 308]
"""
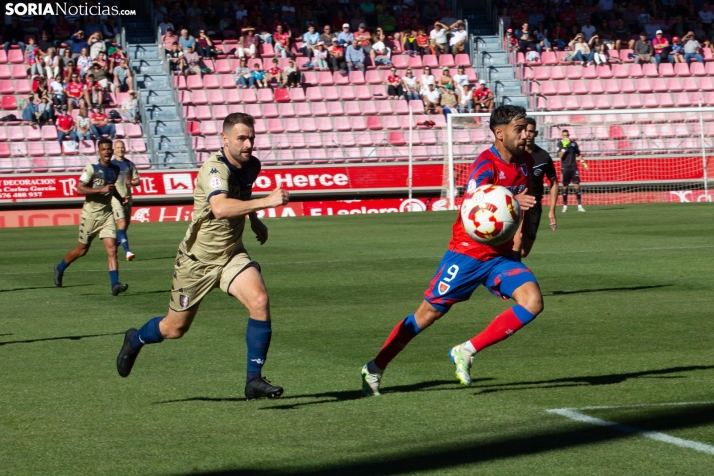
[438, 281, 450, 295]
[179, 294, 190, 309]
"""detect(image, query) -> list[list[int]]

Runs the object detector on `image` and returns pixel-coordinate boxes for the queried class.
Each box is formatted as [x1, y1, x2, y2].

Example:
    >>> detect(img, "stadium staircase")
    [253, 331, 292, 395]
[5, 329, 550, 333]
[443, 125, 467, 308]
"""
[124, 16, 192, 168]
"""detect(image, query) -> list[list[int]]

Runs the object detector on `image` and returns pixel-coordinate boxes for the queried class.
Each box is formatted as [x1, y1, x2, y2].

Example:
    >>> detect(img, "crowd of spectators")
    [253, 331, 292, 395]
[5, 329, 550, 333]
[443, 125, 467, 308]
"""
[501, 0, 714, 67]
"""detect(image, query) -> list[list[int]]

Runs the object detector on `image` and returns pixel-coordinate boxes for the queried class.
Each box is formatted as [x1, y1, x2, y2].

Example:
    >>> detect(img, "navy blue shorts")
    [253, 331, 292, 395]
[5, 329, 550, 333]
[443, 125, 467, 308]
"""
[423, 250, 538, 313]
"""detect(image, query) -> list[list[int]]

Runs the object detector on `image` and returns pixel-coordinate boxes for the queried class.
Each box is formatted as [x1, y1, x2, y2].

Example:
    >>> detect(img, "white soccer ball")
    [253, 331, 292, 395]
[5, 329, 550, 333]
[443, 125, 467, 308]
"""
[460, 184, 522, 245]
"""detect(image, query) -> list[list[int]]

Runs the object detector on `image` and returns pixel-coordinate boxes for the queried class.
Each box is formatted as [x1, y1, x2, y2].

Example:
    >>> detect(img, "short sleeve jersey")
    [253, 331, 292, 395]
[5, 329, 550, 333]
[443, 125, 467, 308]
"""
[475, 87, 492, 100]
[448, 146, 533, 261]
[178, 151, 261, 266]
[528, 145, 557, 201]
[111, 158, 139, 198]
[66, 81, 85, 98]
[79, 161, 121, 215]
[556, 139, 580, 170]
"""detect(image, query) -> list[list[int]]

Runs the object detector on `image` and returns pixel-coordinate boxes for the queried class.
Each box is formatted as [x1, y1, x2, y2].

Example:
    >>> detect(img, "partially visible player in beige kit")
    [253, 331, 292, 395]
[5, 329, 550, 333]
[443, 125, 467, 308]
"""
[116, 113, 291, 400]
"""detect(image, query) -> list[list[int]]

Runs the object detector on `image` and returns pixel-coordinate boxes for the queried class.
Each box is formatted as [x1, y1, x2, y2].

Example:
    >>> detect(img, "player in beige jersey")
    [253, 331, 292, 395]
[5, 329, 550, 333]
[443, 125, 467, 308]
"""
[53, 138, 130, 296]
[116, 113, 290, 400]
[111, 140, 141, 261]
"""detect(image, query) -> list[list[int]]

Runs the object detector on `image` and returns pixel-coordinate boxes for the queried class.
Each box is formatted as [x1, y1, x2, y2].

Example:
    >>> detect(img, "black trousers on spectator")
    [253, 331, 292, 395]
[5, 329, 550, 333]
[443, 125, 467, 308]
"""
[387, 84, 403, 97]
[404, 41, 418, 54]
[329, 56, 345, 72]
[287, 71, 302, 84]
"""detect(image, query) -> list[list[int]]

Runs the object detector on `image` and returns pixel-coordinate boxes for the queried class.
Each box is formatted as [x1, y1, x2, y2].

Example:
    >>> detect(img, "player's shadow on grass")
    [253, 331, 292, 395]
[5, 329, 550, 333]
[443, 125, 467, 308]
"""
[0, 332, 124, 347]
[547, 284, 672, 296]
[183, 403, 714, 476]
[154, 379, 482, 409]
[0, 284, 91, 293]
[471, 365, 714, 395]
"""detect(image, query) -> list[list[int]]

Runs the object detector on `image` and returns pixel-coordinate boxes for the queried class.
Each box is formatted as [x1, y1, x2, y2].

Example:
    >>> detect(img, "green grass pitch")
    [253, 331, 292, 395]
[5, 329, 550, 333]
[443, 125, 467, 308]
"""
[1, 203, 713, 475]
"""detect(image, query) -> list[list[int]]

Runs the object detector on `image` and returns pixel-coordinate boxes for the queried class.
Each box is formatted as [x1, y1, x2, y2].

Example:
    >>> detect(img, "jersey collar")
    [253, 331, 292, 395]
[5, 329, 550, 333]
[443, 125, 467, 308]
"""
[489, 145, 510, 164]
[218, 148, 241, 175]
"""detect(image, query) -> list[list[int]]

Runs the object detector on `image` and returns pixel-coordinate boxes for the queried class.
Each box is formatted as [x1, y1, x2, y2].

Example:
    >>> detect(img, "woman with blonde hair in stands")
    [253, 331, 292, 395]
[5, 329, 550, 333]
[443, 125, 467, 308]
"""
[43, 47, 61, 80]
[438, 67, 455, 88]
[76, 47, 92, 79]
[88, 31, 106, 60]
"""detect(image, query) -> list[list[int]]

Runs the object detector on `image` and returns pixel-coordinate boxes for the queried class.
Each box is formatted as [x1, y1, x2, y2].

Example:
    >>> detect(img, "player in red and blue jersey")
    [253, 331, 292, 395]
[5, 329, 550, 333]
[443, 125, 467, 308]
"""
[361, 106, 543, 395]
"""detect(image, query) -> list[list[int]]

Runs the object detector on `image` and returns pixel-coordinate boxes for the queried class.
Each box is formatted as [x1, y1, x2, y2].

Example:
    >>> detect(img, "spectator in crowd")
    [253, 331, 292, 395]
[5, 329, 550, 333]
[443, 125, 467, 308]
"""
[77, 47, 93, 79]
[669, 36, 685, 63]
[474, 80, 494, 112]
[107, 46, 126, 75]
[167, 42, 184, 73]
[65, 73, 86, 113]
[189, 14, 208, 39]
[75, 107, 92, 141]
[401, 68, 420, 100]
[377, 8, 397, 37]
[415, 28, 430, 55]
[320, 25, 336, 45]
[273, 24, 292, 59]
[569, 33, 594, 65]
[36, 30, 53, 59]
[328, 38, 346, 73]
[430, 21, 449, 55]
[43, 47, 61, 80]
[88, 31, 106, 60]
[114, 59, 134, 92]
[634, 31, 656, 64]
[371, 29, 392, 62]
[267, 58, 282, 86]
[84, 73, 103, 107]
[613, 20, 635, 53]
[25, 37, 43, 77]
[550, 22, 568, 51]
[422, 82, 442, 114]
[338, 23, 354, 46]
[301, 24, 321, 59]
[53, 17, 72, 47]
[652, 30, 670, 65]
[700, 2, 714, 26]
[50, 76, 67, 107]
[644, 17, 663, 39]
[457, 84, 474, 113]
[438, 67, 454, 88]
[182, 45, 202, 76]
[518, 22, 538, 53]
[402, 30, 418, 55]
[312, 42, 329, 70]
[345, 39, 366, 74]
[196, 30, 213, 58]
[283, 58, 301, 87]
[419, 65, 435, 94]
[453, 65, 469, 93]
[238, 27, 259, 59]
[683, 31, 704, 63]
[56, 105, 78, 144]
[235, 57, 254, 88]
[422, 0, 441, 26]
[120, 91, 139, 123]
[22, 93, 39, 124]
[385, 66, 403, 99]
[354, 23, 373, 58]
[361, 0, 378, 27]
[90, 62, 111, 92]
[439, 83, 457, 116]
[252, 62, 268, 88]
[591, 35, 610, 65]
[93, 51, 109, 70]
[162, 27, 180, 57]
[90, 105, 116, 140]
[449, 20, 468, 54]
[581, 19, 597, 41]
[158, 18, 175, 36]
[179, 29, 196, 50]
[3, 17, 26, 56]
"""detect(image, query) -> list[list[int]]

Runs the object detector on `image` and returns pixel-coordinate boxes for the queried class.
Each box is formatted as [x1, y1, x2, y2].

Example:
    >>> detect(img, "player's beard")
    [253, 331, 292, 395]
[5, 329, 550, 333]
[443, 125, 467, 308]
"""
[226, 145, 252, 165]
[504, 135, 526, 157]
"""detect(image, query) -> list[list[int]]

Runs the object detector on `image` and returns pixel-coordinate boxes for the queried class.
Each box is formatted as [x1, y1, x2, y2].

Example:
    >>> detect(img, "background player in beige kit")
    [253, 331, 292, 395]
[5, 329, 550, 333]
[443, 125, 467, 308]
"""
[111, 140, 141, 261]
[116, 113, 290, 399]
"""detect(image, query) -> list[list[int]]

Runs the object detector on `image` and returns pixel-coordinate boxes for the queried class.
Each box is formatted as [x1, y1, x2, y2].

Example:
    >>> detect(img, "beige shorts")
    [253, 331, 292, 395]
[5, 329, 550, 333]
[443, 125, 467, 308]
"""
[78, 210, 116, 245]
[169, 249, 259, 312]
[112, 196, 132, 222]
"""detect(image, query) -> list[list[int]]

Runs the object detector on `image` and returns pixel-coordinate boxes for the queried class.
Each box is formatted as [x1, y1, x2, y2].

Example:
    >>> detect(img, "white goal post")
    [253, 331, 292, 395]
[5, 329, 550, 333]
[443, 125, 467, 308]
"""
[443, 108, 714, 209]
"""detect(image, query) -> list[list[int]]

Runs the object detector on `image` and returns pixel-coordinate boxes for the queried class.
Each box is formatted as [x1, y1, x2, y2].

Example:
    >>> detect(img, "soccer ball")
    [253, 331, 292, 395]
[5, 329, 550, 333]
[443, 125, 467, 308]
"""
[460, 184, 522, 245]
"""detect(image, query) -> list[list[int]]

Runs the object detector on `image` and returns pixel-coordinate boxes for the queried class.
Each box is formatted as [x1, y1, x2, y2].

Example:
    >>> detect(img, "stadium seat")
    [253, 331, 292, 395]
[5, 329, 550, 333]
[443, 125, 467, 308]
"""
[27, 142, 44, 157]
[673, 63, 690, 77]
[274, 88, 291, 102]
[7, 126, 24, 140]
[376, 100, 393, 115]
[207, 90, 224, 104]
[295, 102, 313, 117]
[25, 126, 41, 141]
[550, 66, 566, 80]
[215, 59, 233, 73]
[438, 55, 455, 67]
[611, 64, 628, 79]
[45, 142, 62, 156]
[595, 65, 612, 79]
[1, 95, 16, 109]
[203, 75, 220, 89]
[333, 71, 350, 85]
[0, 65, 10, 79]
[301, 72, 317, 86]
[317, 71, 334, 85]
[643, 63, 658, 77]
[690, 62, 706, 77]
[15, 79, 31, 94]
[79, 141, 95, 155]
[257, 89, 274, 102]
[658, 63, 675, 77]
[628, 64, 644, 78]
[651, 77, 668, 93]
[261, 103, 279, 118]
[219, 74, 236, 89]
[366, 70, 382, 85]
[339, 86, 355, 101]
[7, 49, 24, 64]
[191, 90, 208, 105]
[0, 79, 14, 94]
[674, 92, 692, 107]
[355, 85, 372, 100]
[348, 71, 366, 85]
[636, 78, 652, 93]
[241, 89, 257, 103]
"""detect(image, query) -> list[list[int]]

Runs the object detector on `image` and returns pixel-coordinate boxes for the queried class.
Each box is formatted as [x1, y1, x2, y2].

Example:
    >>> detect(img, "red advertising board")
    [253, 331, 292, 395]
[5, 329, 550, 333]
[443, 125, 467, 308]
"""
[0, 164, 445, 203]
[0, 197, 452, 228]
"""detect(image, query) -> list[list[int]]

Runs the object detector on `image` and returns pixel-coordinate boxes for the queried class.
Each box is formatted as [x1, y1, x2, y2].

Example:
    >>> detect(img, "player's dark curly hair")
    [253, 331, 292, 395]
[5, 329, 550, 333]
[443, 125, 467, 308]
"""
[223, 113, 255, 135]
[525, 116, 537, 127]
[489, 105, 527, 132]
[97, 138, 113, 148]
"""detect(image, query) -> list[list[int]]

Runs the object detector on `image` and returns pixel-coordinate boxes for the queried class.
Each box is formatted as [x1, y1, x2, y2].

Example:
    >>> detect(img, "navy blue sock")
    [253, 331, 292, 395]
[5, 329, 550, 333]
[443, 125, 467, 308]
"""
[57, 259, 68, 272]
[117, 229, 130, 253]
[109, 270, 119, 287]
[130, 316, 165, 349]
[246, 318, 272, 383]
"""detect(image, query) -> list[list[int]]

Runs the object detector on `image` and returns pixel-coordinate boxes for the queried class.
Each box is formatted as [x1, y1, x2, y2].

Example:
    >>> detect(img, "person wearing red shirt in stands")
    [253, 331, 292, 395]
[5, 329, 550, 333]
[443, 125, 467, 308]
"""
[385, 66, 403, 98]
[90, 105, 116, 140]
[415, 28, 430, 55]
[474, 80, 494, 112]
[65, 73, 86, 113]
[56, 105, 78, 145]
[108, 45, 126, 74]
[84, 73, 103, 107]
[273, 24, 292, 58]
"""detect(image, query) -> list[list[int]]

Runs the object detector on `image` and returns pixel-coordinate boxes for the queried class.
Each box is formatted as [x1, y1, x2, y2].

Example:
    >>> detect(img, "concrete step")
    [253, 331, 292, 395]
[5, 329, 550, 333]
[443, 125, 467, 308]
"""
[141, 92, 175, 106]
[484, 65, 515, 81]
[137, 74, 169, 89]
[479, 51, 510, 66]
[145, 105, 180, 120]
[155, 135, 189, 151]
[126, 33, 157, 44]
[499, 94, 529, 108]
[159, 152, 194, 168]
[151, 120, 184, 135]
[128, 44, 160, 60]
[491, 79, 522, 95]
[135, 65, 165, 75]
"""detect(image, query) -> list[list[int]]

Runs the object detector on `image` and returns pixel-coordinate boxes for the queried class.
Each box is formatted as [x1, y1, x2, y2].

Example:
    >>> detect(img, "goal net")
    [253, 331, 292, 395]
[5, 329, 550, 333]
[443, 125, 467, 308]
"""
[443, 109, 714, 208]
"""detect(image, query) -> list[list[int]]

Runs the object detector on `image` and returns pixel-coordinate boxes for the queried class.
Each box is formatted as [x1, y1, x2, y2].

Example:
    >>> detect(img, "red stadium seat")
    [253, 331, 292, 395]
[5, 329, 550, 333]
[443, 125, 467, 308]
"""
[1, 95, 16, 110]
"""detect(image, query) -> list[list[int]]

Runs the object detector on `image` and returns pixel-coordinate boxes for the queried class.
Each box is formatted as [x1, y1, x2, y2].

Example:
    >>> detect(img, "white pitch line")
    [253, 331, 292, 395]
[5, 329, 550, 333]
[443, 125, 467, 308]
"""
[1, 244, 713, 276]
[547, 406, 714, 456]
